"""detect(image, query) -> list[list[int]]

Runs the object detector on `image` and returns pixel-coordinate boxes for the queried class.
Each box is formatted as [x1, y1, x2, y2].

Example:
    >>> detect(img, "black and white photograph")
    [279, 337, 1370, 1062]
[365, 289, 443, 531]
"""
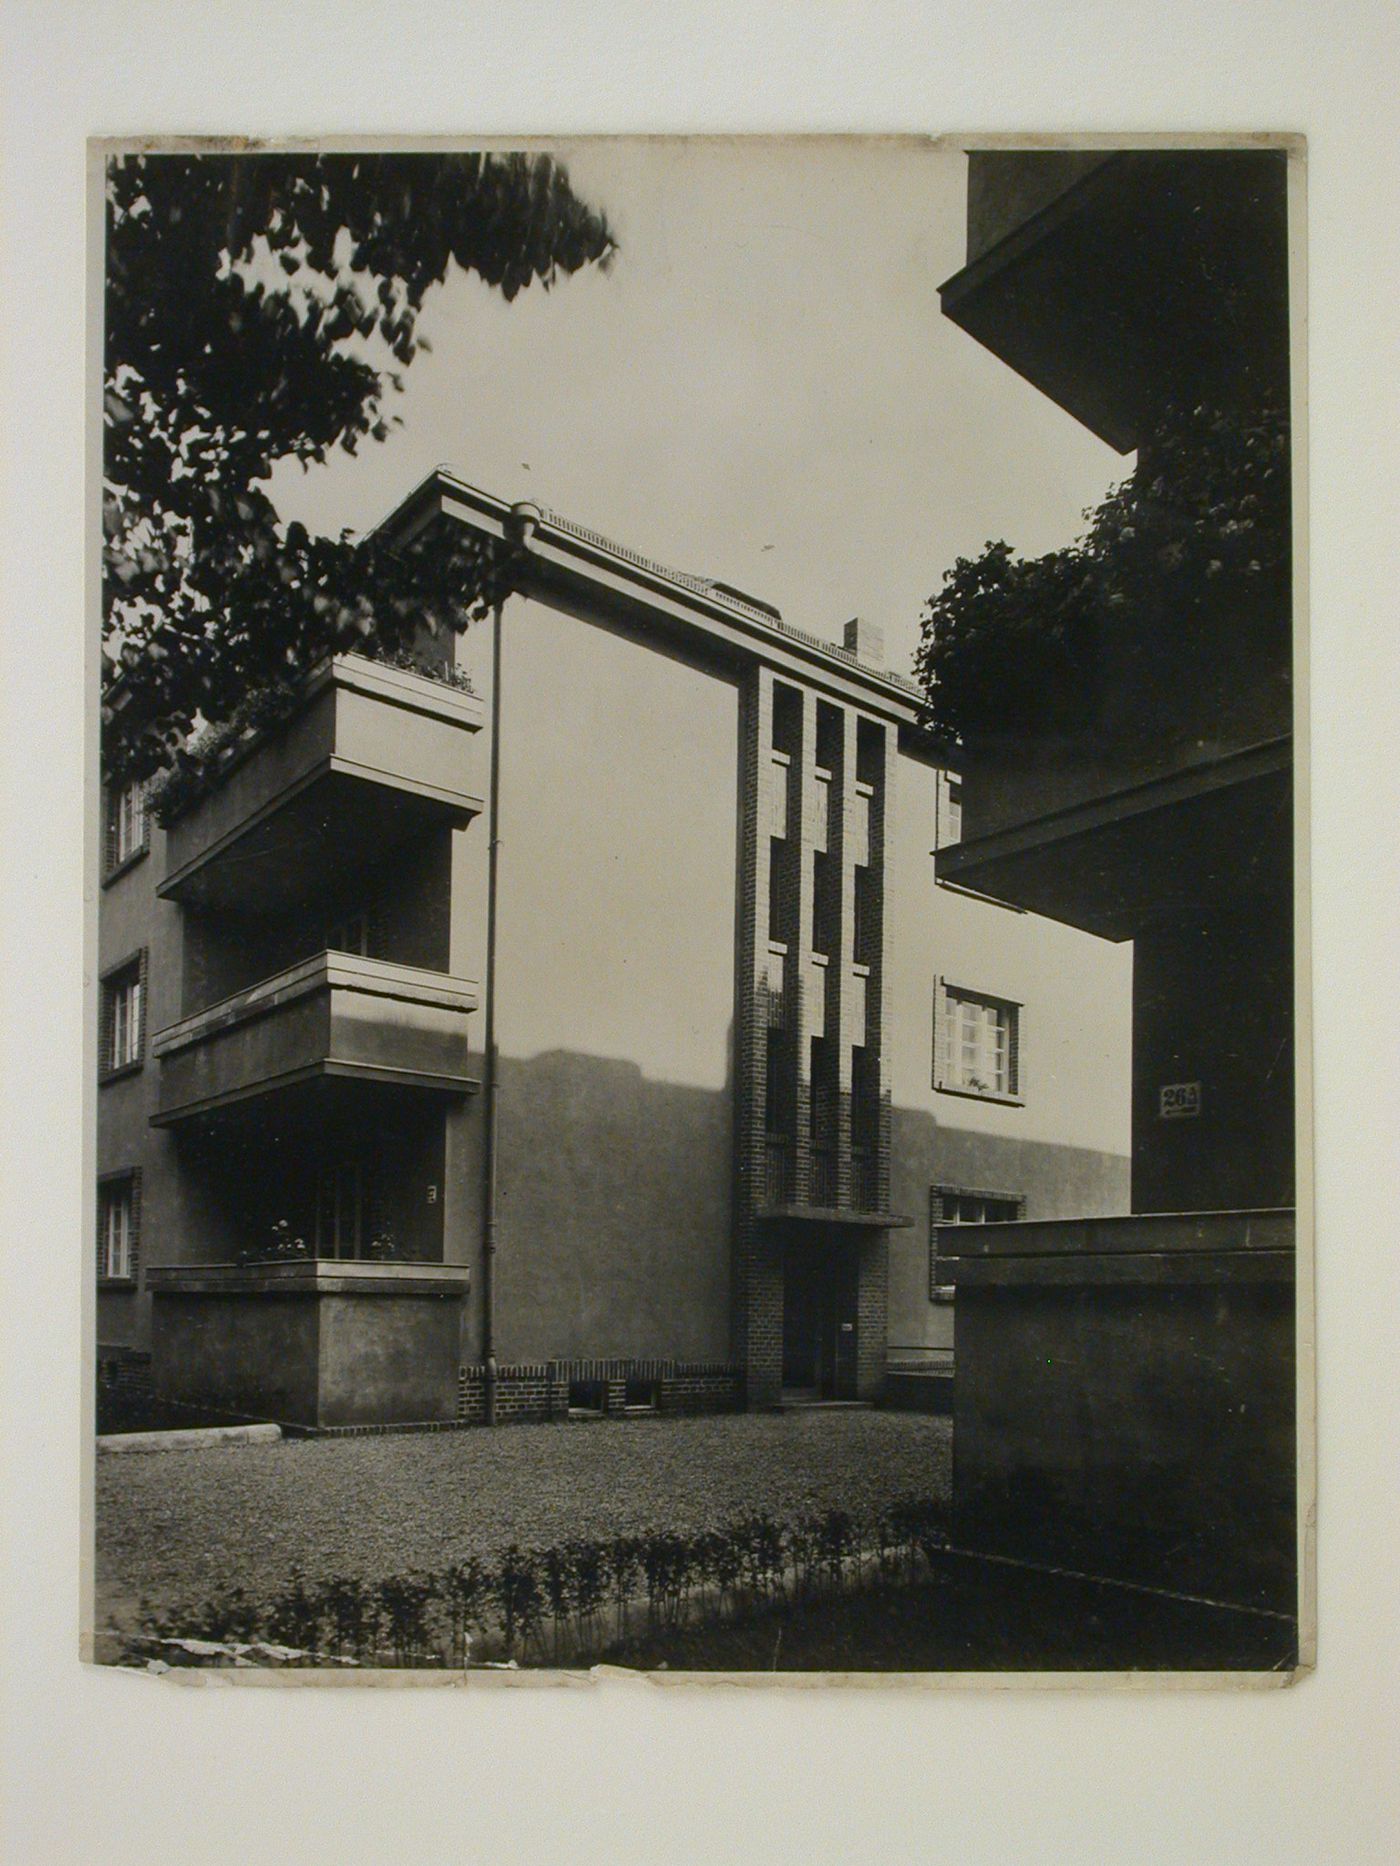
[88, 135, 1307, 1679]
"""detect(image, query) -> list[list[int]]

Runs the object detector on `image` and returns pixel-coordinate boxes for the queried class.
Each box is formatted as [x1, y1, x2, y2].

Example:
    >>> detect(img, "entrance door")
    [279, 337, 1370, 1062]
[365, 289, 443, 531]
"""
[782, 1237, 858, 1399]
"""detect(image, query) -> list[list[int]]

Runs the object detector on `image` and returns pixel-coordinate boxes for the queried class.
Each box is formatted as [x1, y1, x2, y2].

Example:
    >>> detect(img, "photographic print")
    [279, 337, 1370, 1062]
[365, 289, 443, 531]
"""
[89, 136, 1305, 1678]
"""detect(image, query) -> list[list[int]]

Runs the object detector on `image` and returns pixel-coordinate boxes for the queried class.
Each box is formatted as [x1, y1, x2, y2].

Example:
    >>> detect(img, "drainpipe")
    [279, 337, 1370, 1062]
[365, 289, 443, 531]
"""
[481, 503, 541, 1425]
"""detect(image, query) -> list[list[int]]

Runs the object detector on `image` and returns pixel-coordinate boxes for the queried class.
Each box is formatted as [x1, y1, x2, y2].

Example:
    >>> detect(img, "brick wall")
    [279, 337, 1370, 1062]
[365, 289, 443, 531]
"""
[96, 1347, 153, 1400]
[457, 1358, 742, 1425]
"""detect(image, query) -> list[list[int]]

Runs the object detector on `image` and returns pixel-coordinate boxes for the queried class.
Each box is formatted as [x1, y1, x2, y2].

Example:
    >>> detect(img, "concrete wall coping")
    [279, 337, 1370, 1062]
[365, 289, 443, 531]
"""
[937, 1207, 1294, 1260]
[147, 1260, 472, 1298]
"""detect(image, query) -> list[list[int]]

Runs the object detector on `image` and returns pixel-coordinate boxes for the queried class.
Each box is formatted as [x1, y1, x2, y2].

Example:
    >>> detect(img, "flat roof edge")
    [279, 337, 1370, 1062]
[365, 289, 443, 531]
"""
[375, 468, 924, 715]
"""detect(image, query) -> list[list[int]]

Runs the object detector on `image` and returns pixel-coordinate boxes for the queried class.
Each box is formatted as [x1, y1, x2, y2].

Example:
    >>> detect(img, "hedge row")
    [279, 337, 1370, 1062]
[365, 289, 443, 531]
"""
[121, 1493, 949, 1670]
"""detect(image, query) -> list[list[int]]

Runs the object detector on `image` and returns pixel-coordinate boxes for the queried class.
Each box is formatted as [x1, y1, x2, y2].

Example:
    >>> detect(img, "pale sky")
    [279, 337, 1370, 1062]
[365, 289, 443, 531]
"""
[267, 139, 1126, 678]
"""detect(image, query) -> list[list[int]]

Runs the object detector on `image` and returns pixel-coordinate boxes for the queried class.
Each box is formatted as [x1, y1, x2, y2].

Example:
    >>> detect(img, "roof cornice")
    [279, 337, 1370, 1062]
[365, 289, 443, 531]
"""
[372, 468, 926, 725]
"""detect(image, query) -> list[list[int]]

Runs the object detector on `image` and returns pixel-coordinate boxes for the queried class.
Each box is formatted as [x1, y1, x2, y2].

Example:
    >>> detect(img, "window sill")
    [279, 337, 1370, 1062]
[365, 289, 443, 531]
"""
[99, 1059, 145, 1086]
[102, 845, 150, 889]
[933, 1082, 1024, 1108]
[98, 1276, 138, 1291]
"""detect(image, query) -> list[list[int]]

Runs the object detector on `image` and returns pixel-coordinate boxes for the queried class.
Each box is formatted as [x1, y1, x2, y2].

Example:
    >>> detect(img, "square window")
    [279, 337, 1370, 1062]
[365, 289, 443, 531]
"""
[101, 956, 146, 1076]
[934, 983, 1020, 1099]
[98, 1175, 140, 1282]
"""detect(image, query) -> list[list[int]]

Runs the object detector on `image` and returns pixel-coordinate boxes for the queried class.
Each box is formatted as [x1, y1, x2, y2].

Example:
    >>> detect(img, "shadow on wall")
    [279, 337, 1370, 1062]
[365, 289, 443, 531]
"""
[890, 1104, 1133, 1221]
[493, 1046, 735, 1364]
[487, 1048, 1133, 1367]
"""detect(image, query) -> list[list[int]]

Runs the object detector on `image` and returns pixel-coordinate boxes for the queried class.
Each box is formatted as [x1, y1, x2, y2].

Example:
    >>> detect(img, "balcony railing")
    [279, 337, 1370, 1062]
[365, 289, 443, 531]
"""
[764, 1134, 793, 1205]
[851, 1149, 878, 1212]
[152, 952, 479, 1125]
[159, 654, 484, 914]
[810, 1147, 838, 1208]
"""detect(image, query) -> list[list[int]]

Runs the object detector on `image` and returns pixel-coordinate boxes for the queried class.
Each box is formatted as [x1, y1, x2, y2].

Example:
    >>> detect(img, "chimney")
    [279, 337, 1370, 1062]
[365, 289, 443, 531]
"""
[843, 616, 884, 666]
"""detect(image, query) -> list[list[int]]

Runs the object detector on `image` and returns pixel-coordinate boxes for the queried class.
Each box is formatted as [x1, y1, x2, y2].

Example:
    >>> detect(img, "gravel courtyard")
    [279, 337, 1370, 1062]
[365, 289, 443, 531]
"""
[95, 1410, 951, 1627]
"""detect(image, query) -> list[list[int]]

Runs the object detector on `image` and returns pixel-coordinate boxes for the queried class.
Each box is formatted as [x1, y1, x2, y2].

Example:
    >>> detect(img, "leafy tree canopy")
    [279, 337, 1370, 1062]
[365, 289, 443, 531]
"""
[103, 151, 615, 780]
[914, 402, 1290, 748]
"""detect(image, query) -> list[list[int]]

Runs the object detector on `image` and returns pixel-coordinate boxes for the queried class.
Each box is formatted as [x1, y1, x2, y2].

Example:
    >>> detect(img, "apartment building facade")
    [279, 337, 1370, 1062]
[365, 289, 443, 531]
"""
[96, 473, 1130, 1430]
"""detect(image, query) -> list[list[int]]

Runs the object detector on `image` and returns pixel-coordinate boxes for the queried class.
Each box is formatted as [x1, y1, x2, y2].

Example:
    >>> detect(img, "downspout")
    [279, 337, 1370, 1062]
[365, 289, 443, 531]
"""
[481, 502, 541, 1425]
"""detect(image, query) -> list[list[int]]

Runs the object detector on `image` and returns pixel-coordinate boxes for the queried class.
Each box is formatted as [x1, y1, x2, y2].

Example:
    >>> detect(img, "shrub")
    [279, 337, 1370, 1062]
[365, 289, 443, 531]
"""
[321, 1575, 380, 1661]
[265, 1568, 324, 1653]
[494, 1546, 542, 1659]
[378, 1572, 436, 1666]
[915, 401, 1290, 749]
[442, 1559, 489, 1668]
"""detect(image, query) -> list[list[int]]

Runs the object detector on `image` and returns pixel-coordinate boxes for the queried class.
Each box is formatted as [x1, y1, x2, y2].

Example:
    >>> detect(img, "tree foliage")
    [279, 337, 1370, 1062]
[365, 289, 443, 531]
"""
[103, 151, 615, 779]
[914, 403, 1291, 748]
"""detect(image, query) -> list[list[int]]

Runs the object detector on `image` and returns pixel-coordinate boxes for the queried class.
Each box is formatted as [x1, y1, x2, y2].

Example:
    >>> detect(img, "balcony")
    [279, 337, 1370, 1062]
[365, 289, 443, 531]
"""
[152, 951, 479, 1126]
[159, 654, 484, 914]
[938, 737, 1292, 941]
[757, 1135, 907, 1229]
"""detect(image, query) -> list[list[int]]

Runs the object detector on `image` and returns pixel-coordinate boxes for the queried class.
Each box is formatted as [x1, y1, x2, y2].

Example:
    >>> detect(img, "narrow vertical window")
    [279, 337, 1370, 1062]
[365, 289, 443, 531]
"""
[98, 1175, 140, 1282]
[101, 955, 146, 1076]
[105, 780, 149, 873]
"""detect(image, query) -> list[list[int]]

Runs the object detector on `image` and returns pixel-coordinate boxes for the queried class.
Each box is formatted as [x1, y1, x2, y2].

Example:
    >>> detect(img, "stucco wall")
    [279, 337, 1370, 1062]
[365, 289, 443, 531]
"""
[884, 747, 1133, 1359]
[96, 825, 186, 1352]
[447, 596, 740, 1362]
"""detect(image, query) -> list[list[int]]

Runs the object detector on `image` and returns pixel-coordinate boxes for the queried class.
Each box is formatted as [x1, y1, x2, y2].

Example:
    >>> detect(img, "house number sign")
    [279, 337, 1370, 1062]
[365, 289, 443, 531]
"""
[1159, 1081, 1202, 1119]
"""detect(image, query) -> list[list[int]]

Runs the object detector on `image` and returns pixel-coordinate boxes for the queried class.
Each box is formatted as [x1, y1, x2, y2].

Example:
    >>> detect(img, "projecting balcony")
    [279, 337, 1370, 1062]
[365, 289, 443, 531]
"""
[151, 952, 479, 1127]
[158, 654, 484, 914]
[758, 1135, 909, 1229]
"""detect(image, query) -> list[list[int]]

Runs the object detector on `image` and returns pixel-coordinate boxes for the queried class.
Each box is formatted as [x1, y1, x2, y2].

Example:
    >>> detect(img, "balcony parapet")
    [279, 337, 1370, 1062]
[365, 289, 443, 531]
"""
[151, 952, 479, 1125]
[147, 1260, 471, 1298]
[159, 654, 484, 913]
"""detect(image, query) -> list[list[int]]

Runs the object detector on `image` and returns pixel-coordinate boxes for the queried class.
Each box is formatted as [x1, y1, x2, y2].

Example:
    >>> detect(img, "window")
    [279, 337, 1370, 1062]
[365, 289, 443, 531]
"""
[811, 768, 831, 852]
[104, 780, 148, 875]
[765, 946, 786, 1029]
[98, 1174, 140, 1283]
[100, 954, 146, 1077]
[937, 773, 962, 849]
[316, 1163, 366, 1259]
[929, 1183, 1024, 1297]
[934, 982, 1020, 1099]
[850, 783, 872, 867]
[326, 910, 370, 956]
[768, 751, 790, 839]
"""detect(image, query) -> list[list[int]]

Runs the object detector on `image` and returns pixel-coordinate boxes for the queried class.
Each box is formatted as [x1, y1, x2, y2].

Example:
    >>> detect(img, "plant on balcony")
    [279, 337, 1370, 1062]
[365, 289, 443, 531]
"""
[144, 646, 477, 826]
[913, 402, 1290, 748]
[102, 151, 615, 784]
[237, 1219, 310, 1267]
[365, 1228, 401, 1264]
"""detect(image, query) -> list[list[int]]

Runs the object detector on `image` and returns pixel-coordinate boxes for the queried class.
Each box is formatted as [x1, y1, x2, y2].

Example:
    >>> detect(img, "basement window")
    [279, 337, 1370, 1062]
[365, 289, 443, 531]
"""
[568, 1378, 605, 1417]
[929, 1184, 1026, 1300]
